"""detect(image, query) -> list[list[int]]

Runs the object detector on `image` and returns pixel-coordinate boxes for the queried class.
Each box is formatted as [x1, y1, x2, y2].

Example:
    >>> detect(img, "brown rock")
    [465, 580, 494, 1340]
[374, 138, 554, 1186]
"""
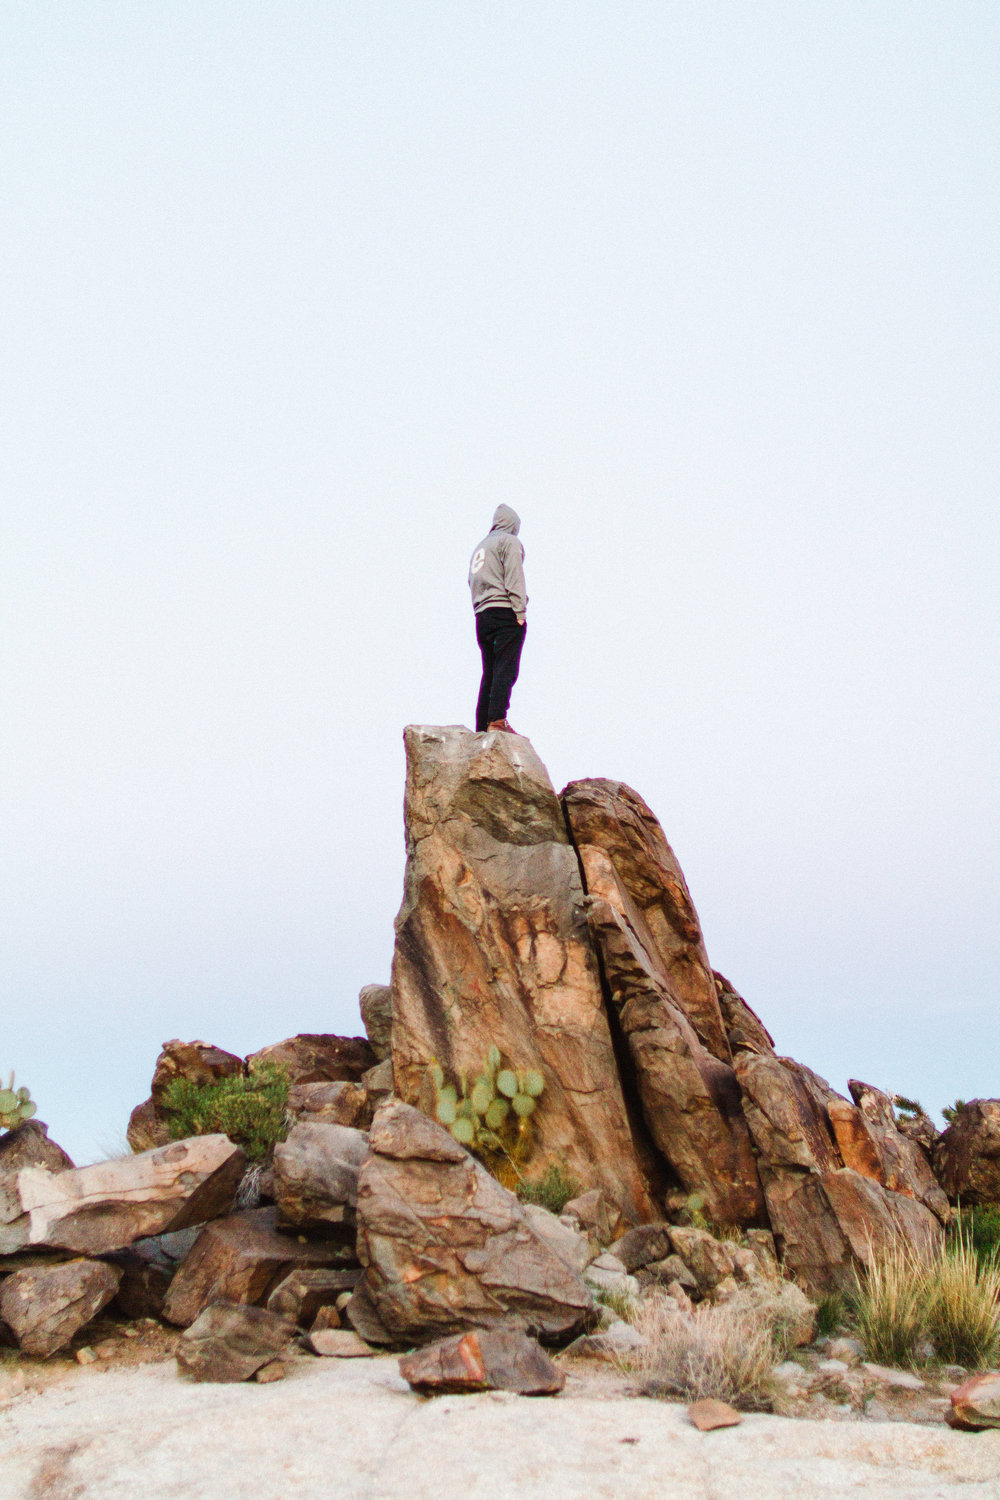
[561, 1189, 621, 1245]
[895, 1110, 939, 1160]
[272, 1122, 368, 1235]
[390, 726, 652, 1218]
[126, 1097, 170, 1153]
[687, 1398, 742, 1431]
[613, 1222, 676, 1273]
[162, 1205, 352, 1327]
[398, 1329, 565, 1396]
[0, 1259, 121, 1356]
[735, 1054, 841, 1174]
[827, 1099, 888, 1184]
[356, 1100, 595, 1346]
[848, 1080, 950, 1222]
[563, 781, 763, 1229]
[563, 779, 731, 1061]
[266, 1266, 361, 1326]
[0, 1121, 74, 1255]
[360, 1059, 394, 1110]
[752, 1166, 855, 1294]
[947, 1371, 1000, 1431]
[667, 1226, 736, 1296]
[713, 973, 775, 1056]
[176, 1300, 295, 1383]
[932, 1100, 1000, 1206]
[744, 1229, 780, 1281]
[308, 1328, 372, 1357]
[151, 1040, 245, 1108]
[287, 1081, 371, 1131]
[15, 1135, 247, 1256]
[359, 984, 393, 1062]
[343, 1279, 396, 1346]
[246, 1034, 375, 1087]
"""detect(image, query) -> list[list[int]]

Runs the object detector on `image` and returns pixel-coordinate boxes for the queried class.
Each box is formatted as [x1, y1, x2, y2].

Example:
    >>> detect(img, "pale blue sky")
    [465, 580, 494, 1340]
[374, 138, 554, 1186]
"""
[1, 3, 997, 1162]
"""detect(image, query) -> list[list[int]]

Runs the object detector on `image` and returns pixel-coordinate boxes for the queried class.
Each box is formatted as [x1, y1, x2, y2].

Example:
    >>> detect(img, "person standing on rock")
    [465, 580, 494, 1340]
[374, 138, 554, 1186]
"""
[468, 504, 528, 734]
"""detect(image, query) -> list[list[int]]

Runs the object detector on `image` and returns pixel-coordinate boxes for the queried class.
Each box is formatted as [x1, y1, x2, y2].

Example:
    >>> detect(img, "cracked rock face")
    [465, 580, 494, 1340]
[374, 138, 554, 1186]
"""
[563, 778, 765, 1229]
[356, 1101, 595, 1346]
[389, 725, 652, 1219]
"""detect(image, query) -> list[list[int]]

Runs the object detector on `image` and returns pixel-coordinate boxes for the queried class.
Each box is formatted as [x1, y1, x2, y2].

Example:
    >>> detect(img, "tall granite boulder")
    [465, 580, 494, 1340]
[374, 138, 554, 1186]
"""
[356, 1101, 595, 1346]
[562, 779, 764, 1228]
[389, 726, 653, 1219]
[933, 1100, 1000, 1205]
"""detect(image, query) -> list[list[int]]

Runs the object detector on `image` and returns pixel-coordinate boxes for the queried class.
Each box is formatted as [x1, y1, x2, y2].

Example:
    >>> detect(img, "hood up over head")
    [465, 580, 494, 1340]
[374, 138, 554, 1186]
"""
[491, 504, 521, 536]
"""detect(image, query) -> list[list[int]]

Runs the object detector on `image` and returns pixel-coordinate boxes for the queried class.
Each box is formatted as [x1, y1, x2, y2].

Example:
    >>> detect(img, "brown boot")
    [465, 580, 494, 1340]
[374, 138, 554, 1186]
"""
[488, 719, 517, 734]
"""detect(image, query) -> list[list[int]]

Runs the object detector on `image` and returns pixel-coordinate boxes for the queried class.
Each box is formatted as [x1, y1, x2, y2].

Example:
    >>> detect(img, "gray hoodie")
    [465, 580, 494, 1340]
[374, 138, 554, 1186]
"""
[468, 505, 528, 622]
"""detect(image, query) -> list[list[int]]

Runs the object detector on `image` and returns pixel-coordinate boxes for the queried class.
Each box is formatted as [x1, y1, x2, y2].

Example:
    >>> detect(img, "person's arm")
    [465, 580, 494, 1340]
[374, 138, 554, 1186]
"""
[502, 538, 528, 624]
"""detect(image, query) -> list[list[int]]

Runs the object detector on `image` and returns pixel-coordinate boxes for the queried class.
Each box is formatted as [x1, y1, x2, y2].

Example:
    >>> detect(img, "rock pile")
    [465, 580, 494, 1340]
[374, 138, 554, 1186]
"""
[1, 723, 996, 1401]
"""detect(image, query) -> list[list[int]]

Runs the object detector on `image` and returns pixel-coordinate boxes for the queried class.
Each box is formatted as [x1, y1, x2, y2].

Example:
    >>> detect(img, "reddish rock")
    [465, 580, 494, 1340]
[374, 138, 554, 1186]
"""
[687, 1398, 742, 1431]
[932, 1099, 1000, 1206]
[563, 780, 764, 1229]
[126, 1097, 170, 1153]
[947, 1371, 1000, 1431]
[0, 1259, 121, 1357]
[827, 1099, 887, 1185]
[176, 1300, 295, 1383]
[848, 1080, 950, 1222]
[389, 726, 653, 1219]
[266, 1266, 361, 1327]
[272, 1122, 368, 1235]
[398, 1329, 565, 1396]
[735, 1055, 841, 1175]
[246, 1034, 375, 1086]
[357, 1101, 595, 1346]
[287, 1081, 372, 1130]
[162, 1206, 352, 1327]
[128, 1040, 245, 1152]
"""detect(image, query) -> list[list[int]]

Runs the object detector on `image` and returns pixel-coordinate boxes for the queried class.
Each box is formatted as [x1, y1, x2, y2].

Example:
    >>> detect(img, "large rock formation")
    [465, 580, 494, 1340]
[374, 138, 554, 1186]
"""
[563, 778, 764, 1228]
[355, 1101, 595, 1346]
[389, 726, 653, 1219]
[932, 1100, 1000, 1205]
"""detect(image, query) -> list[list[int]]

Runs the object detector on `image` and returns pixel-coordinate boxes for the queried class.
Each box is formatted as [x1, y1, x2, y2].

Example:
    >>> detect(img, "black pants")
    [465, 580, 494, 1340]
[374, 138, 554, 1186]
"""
[475, 607, 526, 731]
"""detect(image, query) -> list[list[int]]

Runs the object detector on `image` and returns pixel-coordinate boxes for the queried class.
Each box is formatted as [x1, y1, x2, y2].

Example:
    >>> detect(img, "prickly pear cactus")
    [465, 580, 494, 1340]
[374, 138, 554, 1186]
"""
[424, 1047, 545, 1171]
[0, 1072, 37, 1133]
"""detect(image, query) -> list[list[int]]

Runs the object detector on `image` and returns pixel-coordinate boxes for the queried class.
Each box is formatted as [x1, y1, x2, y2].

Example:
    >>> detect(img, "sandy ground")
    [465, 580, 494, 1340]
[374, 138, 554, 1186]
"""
[2, 1354, 1000, 1500]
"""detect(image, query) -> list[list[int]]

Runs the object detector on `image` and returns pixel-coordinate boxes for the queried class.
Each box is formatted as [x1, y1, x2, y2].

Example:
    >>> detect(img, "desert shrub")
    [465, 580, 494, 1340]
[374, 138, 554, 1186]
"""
[942, 1099, 968, 1125]
[952, 1204, 1000, 1272]
[927, 1225, 1000, 1368]
[161, 1059, 290, 1162]
[594, 1286, 640, 1324]
[629, 1290, 777, 1408]
[852, 1244, 929, 1367]
[516, 1162, 579, 1215]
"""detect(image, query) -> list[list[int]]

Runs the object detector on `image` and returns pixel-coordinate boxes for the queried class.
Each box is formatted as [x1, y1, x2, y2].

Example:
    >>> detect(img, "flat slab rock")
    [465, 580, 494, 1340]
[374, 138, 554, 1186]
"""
[687, 1398, 743, 1431]
[399, 1329, 565, 1396]
[14, 1134, 247, 1256]
[176, 1300, 296, 1383]
[0, 1258, 121, 1357]
[308, 1329, 372, 1358]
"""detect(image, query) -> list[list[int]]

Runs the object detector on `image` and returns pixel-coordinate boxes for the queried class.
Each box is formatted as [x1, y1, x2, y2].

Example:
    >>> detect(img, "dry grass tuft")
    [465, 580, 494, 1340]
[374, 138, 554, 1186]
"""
[628, 1290, 779, 1408]
[853, 1231, 1000, 1370]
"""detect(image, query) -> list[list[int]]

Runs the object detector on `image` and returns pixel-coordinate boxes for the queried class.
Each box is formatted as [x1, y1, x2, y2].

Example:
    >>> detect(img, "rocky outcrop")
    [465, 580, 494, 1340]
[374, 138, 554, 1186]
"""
[846, 1080, 950, 1222]
[128, 1040, 244, 1151]
[398, 1329, 565, 1395]
[286, 1080, 372, 1130]
[562, 779, 764, 1229]
[389, 726, 652, 1218]
[932, 1099, 1000, 1205]
[0, 1121, 74, 1254]
[736, 1055, 944, 1292]
[162, 1206, 353, 1327]
[714, 973, 775, 1057]
[13, 1135, 246, 1256]
[0, 1259, 121, 1356]
[356, 1101, 594, 1346]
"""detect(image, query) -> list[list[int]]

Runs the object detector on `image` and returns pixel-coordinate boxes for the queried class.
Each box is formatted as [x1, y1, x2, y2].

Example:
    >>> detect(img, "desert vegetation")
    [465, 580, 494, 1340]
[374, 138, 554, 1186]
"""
[160, 1058, 290, 1162]
[852, 1230, 1000, 1370]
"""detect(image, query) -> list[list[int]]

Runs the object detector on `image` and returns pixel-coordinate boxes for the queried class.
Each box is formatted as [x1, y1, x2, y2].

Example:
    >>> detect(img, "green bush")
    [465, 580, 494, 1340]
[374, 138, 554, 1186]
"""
[161, 1059, 290, 1162]
[951, 1205, 1000, 1272]
[815, 1290, 848, 1338]
[517, 1162, 579, 1215]
[942, 1099, 968, 1125]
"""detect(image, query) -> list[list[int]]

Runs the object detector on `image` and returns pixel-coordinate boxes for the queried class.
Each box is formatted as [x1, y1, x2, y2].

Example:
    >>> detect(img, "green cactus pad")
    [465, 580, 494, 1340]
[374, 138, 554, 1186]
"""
[456, 1097, 476, 1120]
[19, 1101, 36, 1119]
[429, 1061, 445, 1089]
[0, 1091, 16, 1114]
[487, 1045, 501, 1073]
[435, 1085, 458, 1125]
[512, 1093, 536, 1117]
[470, 1077, 494, 1115]
[521, 1070, 545, 1098]
[496, 1069, 518, 1099]
[485, 1097, 510, 1129]
[450, 1116, 475, 1145]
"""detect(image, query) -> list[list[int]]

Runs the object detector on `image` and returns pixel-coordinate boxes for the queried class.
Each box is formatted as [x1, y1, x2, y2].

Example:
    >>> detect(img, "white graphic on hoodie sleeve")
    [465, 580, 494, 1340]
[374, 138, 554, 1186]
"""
[470, 548, 486, 575]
